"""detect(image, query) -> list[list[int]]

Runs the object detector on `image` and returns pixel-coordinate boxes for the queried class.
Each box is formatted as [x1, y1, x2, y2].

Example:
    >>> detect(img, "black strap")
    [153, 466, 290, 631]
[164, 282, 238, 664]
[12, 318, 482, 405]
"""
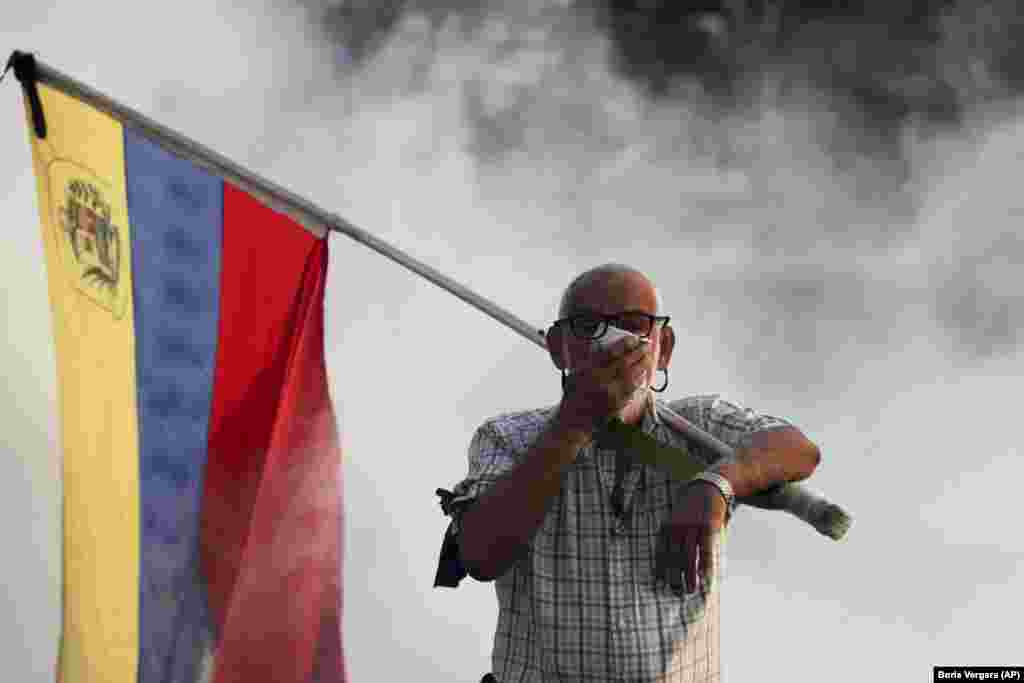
[0, 53, 13, 84]
[433, 522, 468, 588]
[435, 487, 457, 516]
[5, 51, 47, 139]
[433, 488, 467, 587]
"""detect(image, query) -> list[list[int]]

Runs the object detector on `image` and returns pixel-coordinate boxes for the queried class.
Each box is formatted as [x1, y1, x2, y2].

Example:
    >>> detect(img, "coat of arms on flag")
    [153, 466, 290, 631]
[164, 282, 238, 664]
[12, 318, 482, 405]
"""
[50, 161, 126, 317]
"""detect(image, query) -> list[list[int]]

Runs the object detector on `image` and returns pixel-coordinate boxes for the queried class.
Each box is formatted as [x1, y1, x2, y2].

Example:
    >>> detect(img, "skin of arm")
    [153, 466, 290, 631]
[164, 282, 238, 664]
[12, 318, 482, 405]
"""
[712, 426, 821, 499]
[458, 413, 591, 581]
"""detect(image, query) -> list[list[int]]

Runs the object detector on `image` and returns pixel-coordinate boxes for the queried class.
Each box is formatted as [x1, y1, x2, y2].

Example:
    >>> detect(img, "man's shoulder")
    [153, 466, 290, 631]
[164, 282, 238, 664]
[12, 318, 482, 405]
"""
[661, 392, 795, 440]
[476, 396, 726, 439]
[661, 393, 723, 426]
[476, 405, 559, 452]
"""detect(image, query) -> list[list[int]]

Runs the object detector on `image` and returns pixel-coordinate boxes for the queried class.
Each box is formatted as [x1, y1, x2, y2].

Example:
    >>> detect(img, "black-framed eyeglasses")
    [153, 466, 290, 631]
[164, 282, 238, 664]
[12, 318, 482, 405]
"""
[554, 311, 670, 340]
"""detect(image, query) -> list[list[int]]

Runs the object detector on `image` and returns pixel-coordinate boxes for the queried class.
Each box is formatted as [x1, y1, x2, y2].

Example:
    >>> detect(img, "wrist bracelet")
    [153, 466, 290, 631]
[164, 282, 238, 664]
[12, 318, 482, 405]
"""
[690, 471, 736, 518]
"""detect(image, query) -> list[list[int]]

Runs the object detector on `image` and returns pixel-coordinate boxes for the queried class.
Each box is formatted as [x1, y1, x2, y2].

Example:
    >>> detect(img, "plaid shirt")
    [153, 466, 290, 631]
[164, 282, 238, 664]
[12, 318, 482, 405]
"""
[442, 394, 793, 683]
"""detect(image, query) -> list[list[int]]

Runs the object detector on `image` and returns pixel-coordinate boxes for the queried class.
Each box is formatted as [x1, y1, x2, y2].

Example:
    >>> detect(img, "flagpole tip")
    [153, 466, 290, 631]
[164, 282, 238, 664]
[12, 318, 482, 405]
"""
[4, 51, 47, 139]
[3, 50, 32, 77]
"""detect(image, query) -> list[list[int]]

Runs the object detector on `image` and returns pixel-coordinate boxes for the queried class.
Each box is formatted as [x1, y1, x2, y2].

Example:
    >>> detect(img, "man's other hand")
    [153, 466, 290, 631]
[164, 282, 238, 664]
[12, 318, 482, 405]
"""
[655, 482, 728, 594]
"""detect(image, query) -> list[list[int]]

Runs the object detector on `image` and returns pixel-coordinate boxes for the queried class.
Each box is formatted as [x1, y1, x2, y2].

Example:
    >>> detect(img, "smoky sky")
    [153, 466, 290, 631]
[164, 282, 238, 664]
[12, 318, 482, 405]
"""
[307, 0, 1024, 146]
[292, 0, 1024, 391]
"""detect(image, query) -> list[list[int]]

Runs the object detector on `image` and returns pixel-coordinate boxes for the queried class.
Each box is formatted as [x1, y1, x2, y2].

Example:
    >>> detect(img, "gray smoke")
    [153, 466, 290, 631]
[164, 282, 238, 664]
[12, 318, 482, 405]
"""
[293, 0, 1024, 392]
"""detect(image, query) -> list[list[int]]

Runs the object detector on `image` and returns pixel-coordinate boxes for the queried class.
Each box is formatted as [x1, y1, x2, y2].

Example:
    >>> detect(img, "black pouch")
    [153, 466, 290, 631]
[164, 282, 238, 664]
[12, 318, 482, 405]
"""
[433, 488, 468, 588]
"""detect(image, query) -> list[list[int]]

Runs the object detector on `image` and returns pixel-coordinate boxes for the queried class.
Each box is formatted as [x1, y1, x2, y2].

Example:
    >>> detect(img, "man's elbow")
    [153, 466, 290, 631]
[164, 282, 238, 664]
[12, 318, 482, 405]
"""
[462, 556, 498, 583]
[458, 540, 497, 582]
[774, 427, 821, 482]
[799, 440, 821, 480]
[759, 427, 821, 482]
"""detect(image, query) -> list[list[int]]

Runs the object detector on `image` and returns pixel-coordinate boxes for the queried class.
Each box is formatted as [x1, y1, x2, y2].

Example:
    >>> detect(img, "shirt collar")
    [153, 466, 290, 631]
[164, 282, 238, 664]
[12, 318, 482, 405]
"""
[641, 391, 662, 433]
[562, 392, 664, 457]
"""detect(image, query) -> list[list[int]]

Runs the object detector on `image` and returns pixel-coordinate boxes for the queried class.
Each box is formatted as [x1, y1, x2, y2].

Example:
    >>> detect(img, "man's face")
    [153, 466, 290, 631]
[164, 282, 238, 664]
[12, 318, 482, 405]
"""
[559, 271, 672, 390]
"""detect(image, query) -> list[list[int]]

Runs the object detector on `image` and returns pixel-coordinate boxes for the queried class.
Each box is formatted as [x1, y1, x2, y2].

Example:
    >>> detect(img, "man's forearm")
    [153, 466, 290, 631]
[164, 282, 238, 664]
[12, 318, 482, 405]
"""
[712, 427, 821, 499]
[459, 414, 590, 581]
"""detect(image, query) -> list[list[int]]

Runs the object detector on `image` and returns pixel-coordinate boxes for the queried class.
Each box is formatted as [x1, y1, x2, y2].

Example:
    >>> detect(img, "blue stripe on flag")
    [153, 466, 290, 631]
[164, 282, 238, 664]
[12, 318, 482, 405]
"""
[125, 127, 223, 683]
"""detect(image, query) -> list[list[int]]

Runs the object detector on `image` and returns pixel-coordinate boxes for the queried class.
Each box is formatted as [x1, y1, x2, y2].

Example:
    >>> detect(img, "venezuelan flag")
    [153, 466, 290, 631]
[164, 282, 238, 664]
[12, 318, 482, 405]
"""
[23, 82, 345, 683]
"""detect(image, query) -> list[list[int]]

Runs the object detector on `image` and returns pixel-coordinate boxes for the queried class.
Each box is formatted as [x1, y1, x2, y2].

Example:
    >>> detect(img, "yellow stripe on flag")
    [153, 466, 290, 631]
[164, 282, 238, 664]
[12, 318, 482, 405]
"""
[25, 83, 140, 683]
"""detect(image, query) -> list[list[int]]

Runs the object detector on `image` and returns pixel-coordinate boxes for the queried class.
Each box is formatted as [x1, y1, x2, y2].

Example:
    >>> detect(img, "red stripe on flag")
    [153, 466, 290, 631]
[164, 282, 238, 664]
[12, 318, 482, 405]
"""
[201, 184, 344, 683]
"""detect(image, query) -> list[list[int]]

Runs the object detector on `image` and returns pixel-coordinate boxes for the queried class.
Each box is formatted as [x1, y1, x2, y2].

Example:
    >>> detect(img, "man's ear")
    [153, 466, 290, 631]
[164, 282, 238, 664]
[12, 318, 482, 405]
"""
[657, 324, 675, 370]
[545, 324, 568, 370]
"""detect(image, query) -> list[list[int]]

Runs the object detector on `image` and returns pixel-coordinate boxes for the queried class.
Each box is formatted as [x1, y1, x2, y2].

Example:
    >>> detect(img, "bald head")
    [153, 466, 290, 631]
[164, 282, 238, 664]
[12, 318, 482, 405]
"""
[558, 263, 662, 318]
[550, 263, 675, 421]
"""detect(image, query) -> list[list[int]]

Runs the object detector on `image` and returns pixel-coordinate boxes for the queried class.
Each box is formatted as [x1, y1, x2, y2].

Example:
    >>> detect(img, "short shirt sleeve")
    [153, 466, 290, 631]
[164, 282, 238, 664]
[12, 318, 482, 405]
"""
[669, 394, 793, 451]
[443, 420, 522, 536]
[433, 419, 525, 588]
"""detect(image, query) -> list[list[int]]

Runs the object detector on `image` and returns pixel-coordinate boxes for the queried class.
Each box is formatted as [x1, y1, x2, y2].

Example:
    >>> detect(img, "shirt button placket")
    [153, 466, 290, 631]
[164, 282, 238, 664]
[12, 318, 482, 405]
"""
[610, 518, 626, 537]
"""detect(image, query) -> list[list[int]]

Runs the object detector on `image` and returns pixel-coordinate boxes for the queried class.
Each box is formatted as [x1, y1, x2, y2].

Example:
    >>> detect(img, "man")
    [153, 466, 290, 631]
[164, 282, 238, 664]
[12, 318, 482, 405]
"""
[435, 264, 821, 682]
